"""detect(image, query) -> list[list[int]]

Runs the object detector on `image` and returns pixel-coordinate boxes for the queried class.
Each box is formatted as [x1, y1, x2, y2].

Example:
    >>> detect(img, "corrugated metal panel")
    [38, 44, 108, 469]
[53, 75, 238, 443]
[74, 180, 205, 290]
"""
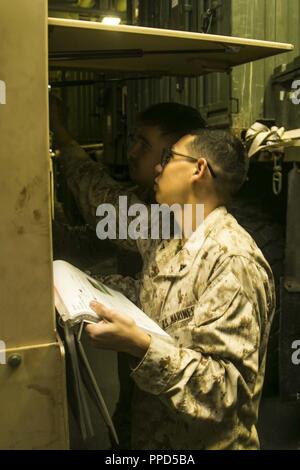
[230, 0, 268, 129]
[127, 0, 299, 131]
[50, 69, 101, 144]
[126, 0, 207, 128]
[201, 0, 231, 126]
[125, 0, 231, 126]
[228, 0, 299, 129]
[64, 70, 101, 144]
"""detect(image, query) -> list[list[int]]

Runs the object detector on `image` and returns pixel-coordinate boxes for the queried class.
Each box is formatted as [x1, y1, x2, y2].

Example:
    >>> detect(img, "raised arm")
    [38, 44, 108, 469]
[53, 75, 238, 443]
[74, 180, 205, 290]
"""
[50, 96, 152, 256]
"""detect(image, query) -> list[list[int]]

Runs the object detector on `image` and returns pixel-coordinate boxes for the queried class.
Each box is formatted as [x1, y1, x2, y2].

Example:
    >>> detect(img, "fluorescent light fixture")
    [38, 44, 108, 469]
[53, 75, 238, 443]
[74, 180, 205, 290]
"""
[101, 17, 121, 26]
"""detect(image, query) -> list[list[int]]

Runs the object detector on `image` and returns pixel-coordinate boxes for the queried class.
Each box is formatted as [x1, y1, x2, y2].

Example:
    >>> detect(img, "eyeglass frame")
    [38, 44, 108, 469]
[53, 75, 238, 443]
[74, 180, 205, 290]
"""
[161, 147, 217, 178]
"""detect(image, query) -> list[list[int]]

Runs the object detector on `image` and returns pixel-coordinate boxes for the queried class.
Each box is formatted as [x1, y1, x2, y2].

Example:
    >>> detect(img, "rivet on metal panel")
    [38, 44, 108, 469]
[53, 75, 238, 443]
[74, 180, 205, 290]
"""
[7, 354, 22, 368]
[285, 281, 293, 290]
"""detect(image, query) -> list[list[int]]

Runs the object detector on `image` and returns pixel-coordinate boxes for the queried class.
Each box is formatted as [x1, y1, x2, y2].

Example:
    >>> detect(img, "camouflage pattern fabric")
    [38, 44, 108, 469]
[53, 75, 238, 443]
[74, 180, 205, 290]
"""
[128, 206, 275, 450]
[92, 273, 140, 305]
[61, 142, 275, 450]
[60, 141, 153, 253]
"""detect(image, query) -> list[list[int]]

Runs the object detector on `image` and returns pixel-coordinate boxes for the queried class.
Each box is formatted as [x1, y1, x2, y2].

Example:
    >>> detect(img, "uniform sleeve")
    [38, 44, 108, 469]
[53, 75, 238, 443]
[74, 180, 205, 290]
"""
[131, 256, 273, 424]
[91, 273, 140, 304]
[59, 140, 153, 257]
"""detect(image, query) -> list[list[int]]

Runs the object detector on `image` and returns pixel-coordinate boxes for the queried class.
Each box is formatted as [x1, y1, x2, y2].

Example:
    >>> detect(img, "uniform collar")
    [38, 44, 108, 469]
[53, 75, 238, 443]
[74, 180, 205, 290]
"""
[154, 205, 228, 278]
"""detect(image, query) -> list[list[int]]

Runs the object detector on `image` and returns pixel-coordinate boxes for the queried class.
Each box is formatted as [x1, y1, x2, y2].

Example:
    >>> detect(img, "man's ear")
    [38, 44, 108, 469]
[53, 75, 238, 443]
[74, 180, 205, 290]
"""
[195, 158, 207, 177]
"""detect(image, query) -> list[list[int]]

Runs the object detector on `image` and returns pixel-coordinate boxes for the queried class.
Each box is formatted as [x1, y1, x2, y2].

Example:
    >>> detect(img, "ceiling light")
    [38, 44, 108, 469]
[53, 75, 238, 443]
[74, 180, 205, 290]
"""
[101, 17, 121, 26]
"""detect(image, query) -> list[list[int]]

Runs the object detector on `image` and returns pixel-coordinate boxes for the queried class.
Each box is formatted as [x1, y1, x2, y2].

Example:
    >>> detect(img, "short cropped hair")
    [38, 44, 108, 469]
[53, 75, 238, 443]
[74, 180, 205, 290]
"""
[189, 129, 249, 201]
[137, 102, 206, 140]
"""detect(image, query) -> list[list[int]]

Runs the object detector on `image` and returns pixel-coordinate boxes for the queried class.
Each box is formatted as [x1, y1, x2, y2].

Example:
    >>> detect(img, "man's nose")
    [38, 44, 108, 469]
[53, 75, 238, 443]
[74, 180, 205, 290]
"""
[154, 163, 163, 175]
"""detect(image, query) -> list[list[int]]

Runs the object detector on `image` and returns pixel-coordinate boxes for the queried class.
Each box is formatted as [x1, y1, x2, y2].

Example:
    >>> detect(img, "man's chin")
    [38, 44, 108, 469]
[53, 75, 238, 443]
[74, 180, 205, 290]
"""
[155, 195, 178, 207]
[154, 190, 165, 204]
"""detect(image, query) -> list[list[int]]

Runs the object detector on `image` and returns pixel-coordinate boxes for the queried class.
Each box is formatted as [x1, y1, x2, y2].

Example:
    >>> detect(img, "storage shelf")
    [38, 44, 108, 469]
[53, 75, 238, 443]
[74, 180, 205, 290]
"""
[48, 17, 293, 76]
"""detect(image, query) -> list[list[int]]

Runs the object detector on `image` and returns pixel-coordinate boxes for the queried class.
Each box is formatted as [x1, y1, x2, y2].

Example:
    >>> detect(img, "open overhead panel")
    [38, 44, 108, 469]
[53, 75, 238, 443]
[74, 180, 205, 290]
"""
[48, 17, 293, 76]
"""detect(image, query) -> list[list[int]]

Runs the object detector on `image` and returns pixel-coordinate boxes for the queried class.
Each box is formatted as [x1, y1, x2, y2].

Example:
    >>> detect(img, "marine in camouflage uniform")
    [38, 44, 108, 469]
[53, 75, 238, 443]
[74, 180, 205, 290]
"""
[129, 206, 275, 449]
[60, 135, 275, 449]
[52, 100, 207, 449]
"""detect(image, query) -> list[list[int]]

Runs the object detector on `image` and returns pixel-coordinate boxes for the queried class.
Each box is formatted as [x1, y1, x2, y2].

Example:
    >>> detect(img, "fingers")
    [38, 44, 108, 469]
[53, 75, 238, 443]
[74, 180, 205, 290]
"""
[85, 320, 107, 335]
[89, 301, 115, 322]
[89, 301, 135, 327]
[84, 302, 148, 356]
[86, 301, 117, 338]
[85, 320, 120, 351]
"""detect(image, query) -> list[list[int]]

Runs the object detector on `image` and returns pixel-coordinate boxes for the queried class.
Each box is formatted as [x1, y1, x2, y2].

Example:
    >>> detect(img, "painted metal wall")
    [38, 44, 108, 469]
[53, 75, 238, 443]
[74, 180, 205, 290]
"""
[0, 0, 69, 449]
[129, 0, 300, 130]
[230, 0, 300, 129]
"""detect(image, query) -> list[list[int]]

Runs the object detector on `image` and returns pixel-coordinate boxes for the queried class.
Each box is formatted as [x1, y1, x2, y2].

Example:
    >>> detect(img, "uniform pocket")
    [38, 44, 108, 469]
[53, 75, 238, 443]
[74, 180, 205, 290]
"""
[193, 271, 241, 328]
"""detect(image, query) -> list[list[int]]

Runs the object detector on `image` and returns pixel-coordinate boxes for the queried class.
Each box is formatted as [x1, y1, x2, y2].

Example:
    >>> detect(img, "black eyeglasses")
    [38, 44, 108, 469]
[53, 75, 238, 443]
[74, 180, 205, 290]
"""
[161, 147, 217, 178]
